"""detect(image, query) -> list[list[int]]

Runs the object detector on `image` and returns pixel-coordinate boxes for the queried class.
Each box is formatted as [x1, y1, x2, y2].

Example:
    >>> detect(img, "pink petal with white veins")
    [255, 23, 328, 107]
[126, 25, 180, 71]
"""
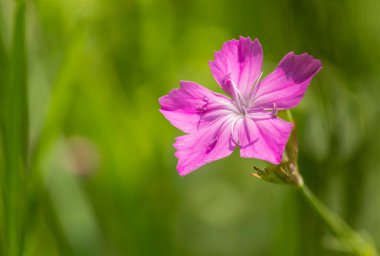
[252, 52, 322, 110]
[209, 36, 263, 100]
[174, 117, 236, 175]
[234, 116, 293, 164]
[159, 81, 236, 133]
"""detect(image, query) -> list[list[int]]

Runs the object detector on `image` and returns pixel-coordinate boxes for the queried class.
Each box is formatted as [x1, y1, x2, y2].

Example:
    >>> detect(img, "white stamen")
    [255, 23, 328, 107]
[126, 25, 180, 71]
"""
[249, 71, 263, 99]
[223, 76, 248, 114]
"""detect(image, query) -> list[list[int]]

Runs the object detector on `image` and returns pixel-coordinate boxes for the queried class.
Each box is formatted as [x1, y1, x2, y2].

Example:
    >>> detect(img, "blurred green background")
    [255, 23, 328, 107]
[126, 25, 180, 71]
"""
[0, 0, 380, 255]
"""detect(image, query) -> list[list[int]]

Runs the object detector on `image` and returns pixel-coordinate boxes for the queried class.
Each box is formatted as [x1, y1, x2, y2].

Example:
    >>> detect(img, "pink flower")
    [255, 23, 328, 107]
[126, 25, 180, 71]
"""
[159, 36, 322, 176]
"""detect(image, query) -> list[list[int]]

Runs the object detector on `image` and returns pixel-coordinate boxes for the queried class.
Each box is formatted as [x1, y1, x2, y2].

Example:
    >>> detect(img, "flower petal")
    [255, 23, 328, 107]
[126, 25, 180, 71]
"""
[159, 81, 235, 133]
[252, 52, 322, 109]
[209, 36, 263, 100]
[174, 118, 236, 175]
[234, 116, 292, 164]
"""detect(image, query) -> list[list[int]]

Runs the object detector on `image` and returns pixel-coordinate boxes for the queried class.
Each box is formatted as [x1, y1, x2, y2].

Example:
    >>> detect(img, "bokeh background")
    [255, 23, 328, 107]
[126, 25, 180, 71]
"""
[0, 0, 380, 255]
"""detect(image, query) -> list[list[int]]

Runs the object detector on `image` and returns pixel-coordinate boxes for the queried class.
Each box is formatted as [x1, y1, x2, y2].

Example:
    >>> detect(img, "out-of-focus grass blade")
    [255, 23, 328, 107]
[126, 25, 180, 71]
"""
[42, 138, 105, 255]
[26, 28, 85, 254]
[0, 0, 8, 123]
[3, 1, 27, 255]
[29, 28, 84, 175]
[0, 3, 9, 253]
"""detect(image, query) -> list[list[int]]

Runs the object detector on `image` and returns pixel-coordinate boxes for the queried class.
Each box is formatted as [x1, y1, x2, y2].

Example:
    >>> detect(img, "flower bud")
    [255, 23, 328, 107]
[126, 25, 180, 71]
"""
[252, 120, 303, 187]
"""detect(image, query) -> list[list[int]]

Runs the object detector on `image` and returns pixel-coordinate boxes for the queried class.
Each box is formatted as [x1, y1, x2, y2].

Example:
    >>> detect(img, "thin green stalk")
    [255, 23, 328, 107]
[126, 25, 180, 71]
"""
[299, 185, 377, 256]
[3, 0, 27, 255]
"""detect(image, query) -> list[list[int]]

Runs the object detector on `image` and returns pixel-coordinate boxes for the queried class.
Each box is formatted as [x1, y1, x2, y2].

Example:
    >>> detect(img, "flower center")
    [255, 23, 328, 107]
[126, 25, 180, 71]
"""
[222, 76, 249, 115]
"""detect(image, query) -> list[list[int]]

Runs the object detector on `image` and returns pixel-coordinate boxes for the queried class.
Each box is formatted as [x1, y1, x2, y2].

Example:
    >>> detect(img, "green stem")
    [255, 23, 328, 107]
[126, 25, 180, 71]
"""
[3, 1, 27, 255]
[299, 185, 377, 256]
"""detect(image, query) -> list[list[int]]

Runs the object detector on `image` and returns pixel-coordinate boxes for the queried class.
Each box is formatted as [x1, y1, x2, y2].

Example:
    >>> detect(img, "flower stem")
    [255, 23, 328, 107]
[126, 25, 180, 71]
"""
[299, 184, 377, 256]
